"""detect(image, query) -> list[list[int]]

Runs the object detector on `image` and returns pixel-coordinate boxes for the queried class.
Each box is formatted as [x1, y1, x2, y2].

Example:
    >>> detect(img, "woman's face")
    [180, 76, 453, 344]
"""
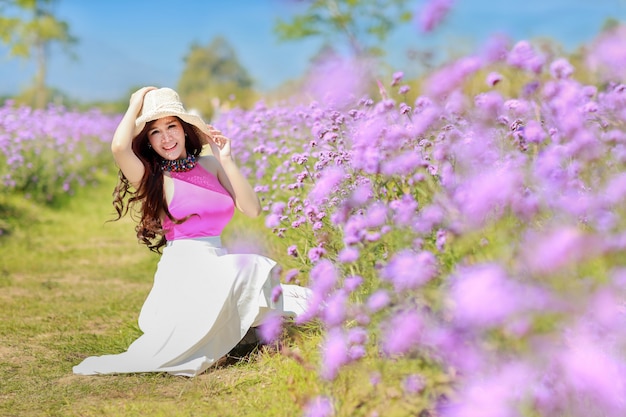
[147, 117, 187, 160]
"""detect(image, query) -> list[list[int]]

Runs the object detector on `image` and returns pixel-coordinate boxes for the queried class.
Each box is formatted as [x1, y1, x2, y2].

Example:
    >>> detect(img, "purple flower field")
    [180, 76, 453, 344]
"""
[2, 9, 626, 415]
[0, 102, 120, 202]
[216, 25, 626, 417]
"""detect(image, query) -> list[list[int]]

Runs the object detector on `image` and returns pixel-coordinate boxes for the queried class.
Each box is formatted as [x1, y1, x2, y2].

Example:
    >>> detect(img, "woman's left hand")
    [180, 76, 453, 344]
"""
[206, 125, 232, 160]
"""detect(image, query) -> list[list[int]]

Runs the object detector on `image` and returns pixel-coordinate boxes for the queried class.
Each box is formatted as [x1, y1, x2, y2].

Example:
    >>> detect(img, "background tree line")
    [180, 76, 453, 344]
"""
[0, 0, 621, 119]
[0, 0, 416, 118]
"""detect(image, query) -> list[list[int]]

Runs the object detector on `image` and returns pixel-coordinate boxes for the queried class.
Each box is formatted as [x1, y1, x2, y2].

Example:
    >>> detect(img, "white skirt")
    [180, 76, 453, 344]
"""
[73, 236, 310, 377]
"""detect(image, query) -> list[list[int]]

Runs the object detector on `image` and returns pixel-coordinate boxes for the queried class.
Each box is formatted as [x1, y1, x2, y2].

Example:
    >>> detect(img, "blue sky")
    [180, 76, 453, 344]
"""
[0, 0, 623, 102]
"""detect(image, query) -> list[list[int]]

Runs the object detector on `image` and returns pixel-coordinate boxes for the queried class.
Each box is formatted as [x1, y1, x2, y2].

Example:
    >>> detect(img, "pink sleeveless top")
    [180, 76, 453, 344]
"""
[162, 164, 235, 241]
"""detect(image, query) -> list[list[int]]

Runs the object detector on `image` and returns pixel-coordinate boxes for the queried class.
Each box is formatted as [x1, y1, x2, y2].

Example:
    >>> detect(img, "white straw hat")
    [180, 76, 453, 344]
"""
[135, 88, 211, 142]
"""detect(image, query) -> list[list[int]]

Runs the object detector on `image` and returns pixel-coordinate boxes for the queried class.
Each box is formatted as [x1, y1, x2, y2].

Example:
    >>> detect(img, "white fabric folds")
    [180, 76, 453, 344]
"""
[73, 237, 310, 377]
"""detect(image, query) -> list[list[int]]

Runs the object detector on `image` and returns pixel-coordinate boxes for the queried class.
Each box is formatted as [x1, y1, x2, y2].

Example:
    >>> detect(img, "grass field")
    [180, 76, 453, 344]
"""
[0, 174, 439, 417]
[0, 173, 314, 417]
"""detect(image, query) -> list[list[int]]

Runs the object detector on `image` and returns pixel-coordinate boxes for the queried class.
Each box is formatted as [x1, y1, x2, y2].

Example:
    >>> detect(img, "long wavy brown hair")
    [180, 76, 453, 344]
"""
[111, 117, 204, 252]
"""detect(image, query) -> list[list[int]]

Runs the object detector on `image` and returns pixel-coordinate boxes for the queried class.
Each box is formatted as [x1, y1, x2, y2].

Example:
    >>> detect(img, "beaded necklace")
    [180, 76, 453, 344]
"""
[160, 154, 197, 172]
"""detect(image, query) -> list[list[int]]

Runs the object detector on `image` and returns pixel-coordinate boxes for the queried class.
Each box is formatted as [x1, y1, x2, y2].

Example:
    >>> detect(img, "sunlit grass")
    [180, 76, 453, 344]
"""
[0, 173, 442, 417]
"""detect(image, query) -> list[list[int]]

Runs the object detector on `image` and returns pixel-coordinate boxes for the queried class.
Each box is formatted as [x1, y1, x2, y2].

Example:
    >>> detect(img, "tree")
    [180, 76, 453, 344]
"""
[0, 0, 76, 108]
[601, 17, 621, 32]
[177, 36, 256, 121]
[274, 0, 412, 58]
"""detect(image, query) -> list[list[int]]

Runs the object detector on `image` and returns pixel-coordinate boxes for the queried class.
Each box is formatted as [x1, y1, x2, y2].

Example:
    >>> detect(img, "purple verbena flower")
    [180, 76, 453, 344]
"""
[391, 71, 404, 86]
[321, 328, 350, 380]
[452, 164, 522, 228]
[521, 119, 546, 144]
[265, 213, 281, 228]
[308, 246, 327, 263]
[416, 0, 454, 33]
[436, 229, 447, 251]
[403, 374, 426, 394]
[370, 371, 382, 386]
[382, 308, 423, 356]
[347, 327, 368, 345]
[522, 227, 598, 275]
[550, 58, 574, 79]
[390, 194, 419, 226]
[338, 246, 360, 263]
[321, 291, 348, 327]
[560, 334, 626, 414]
[450, 263, 534, 328]
[442, 363, 533, 417]
[304, 395, 334, 417]
[424, 56, 482, 98]
[364, 202, 387, 228]
[258, 311, 283, 343]
[486, 71, 503, 86]
[309, 166, 345, 205]
[287, 245, 298, 257]
[309, 259, 338, 296]
[284, 268, 299, 283]
[271, 285, 283, 303]
[507, 40, 545, 74]
[343, 275, 363, 292]
[586, 25, 626, 82]
[367, 289, 391, 312]
[381, 250, 438, 291]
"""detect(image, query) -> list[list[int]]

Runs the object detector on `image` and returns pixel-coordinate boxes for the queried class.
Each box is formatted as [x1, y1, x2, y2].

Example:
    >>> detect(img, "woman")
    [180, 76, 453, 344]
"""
[73, 87, 310, 377]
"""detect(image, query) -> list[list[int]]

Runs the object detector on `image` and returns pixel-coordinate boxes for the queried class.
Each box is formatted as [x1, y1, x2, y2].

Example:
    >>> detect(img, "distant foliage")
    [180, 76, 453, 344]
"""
[216, 25, 626, 416]
[275, 0, 413, 57]
[0, 101, 120, 203]
[0, 0, 77, 108]
[178, 36, 256, 121]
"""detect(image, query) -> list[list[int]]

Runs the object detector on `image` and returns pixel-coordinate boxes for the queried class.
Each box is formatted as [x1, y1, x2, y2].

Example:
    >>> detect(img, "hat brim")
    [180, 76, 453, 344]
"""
[135, 111, 212, 145]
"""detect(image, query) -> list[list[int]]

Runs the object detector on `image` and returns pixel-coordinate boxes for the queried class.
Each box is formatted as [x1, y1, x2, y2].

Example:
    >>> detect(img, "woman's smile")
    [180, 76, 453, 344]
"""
[148, 116, 187, 159]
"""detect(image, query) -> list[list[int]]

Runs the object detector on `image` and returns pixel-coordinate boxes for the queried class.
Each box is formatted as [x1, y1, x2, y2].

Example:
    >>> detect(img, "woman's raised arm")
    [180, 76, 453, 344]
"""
[111, 86, 156, 188]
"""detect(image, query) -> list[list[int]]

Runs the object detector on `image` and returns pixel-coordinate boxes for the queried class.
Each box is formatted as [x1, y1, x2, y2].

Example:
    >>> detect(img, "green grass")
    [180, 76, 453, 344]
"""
[0, 174, 445, 417]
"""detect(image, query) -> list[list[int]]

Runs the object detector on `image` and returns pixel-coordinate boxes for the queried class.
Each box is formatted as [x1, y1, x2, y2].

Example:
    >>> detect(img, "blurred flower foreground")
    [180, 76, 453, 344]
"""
[216, 25, 626, 417]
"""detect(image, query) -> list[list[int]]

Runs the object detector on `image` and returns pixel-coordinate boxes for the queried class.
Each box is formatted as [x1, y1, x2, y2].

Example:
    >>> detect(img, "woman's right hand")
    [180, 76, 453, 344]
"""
[128, 86, 157, 117]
